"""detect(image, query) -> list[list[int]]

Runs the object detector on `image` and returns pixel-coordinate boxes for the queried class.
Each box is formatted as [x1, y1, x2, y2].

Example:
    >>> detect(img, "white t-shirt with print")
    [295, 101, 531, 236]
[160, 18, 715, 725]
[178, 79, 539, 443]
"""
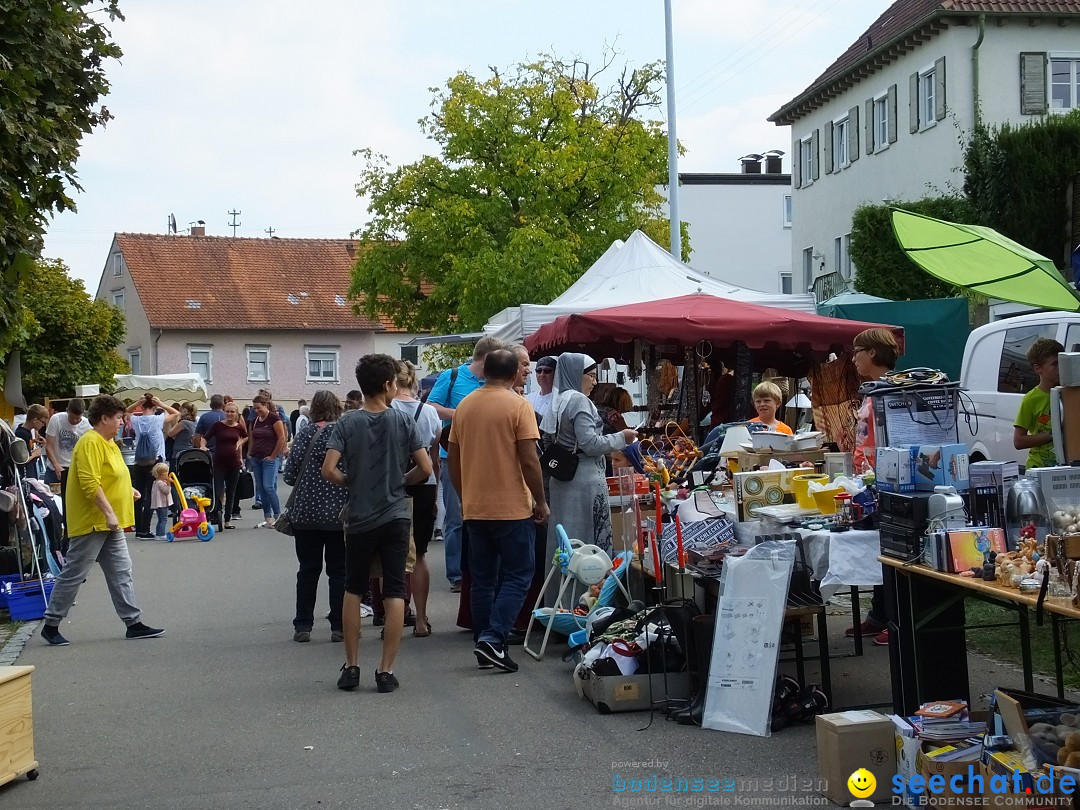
[45, 412, 91, 469]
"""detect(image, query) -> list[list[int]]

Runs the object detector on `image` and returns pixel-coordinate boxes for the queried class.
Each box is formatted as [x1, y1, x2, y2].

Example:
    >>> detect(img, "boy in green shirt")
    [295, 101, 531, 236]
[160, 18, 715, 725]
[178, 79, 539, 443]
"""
[1013, 337, 1063, 469]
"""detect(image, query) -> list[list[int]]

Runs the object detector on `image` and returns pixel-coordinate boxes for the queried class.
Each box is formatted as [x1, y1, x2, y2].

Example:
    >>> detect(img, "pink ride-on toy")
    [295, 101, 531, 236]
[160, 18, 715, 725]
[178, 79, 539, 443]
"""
[166, 473, 215, 542]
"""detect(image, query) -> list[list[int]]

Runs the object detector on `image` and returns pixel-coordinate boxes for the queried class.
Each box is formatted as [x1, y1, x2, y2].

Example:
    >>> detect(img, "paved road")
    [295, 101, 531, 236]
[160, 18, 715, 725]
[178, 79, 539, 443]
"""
[3, 511, 896, 809]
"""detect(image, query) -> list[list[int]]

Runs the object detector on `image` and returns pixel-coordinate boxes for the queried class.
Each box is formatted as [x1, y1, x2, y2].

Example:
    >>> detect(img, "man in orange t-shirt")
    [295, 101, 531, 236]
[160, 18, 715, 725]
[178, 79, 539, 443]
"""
[448, 349, 548, 673]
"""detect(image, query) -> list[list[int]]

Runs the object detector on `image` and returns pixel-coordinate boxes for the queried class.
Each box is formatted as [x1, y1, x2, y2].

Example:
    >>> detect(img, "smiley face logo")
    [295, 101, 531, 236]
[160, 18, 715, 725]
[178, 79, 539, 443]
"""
[847, 768, 876, 798]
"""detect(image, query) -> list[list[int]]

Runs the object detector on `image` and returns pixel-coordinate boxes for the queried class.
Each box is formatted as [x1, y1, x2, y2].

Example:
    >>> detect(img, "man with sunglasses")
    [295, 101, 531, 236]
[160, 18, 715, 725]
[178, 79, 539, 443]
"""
[525, 356, 557, 420]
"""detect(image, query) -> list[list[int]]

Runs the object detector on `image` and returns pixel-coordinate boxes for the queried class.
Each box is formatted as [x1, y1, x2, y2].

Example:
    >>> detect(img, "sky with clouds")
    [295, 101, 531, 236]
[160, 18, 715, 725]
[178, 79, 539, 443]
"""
[43, 0, 893, 290]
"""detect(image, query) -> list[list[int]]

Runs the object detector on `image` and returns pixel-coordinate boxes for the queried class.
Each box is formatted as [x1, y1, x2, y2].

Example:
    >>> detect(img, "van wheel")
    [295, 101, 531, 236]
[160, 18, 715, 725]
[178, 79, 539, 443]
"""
[970, 452, 986, 464]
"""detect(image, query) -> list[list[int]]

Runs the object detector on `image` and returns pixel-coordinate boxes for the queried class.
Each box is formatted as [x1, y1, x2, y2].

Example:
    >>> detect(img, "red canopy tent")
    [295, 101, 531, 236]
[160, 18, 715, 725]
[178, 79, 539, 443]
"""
[523, 293, 903, 376]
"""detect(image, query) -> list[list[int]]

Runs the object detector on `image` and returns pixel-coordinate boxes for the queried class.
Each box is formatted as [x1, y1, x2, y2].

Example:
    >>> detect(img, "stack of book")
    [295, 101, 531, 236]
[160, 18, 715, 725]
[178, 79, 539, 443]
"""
[908, 700, 987, 744]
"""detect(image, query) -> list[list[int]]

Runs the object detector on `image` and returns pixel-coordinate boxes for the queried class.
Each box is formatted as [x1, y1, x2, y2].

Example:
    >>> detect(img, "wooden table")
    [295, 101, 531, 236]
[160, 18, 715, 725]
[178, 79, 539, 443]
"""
[880, 556, 1080, 715]
[0, 665, 38, 787]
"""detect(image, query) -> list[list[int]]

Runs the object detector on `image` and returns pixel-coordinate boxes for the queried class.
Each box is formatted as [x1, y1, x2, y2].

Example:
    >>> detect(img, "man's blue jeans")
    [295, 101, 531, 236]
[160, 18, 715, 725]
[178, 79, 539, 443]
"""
[441, 472, 463, 584]
[249, 456, 280, 519]
[466, 517, 536, 646]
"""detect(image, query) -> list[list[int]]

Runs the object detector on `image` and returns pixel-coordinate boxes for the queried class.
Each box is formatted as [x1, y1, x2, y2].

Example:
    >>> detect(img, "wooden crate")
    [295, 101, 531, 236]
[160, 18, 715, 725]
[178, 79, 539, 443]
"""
[0, 665, 38, 786]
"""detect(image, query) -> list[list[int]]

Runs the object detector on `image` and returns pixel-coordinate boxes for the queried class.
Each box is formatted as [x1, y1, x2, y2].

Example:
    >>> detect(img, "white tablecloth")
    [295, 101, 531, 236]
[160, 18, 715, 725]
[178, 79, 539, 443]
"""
[796, 529, 883, 602]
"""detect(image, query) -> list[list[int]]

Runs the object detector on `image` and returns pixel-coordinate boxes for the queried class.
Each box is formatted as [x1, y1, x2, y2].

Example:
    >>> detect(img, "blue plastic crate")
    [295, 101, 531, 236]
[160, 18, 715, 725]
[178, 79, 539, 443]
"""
[0, 574, 23, 610]
[6, 579, 54, 621]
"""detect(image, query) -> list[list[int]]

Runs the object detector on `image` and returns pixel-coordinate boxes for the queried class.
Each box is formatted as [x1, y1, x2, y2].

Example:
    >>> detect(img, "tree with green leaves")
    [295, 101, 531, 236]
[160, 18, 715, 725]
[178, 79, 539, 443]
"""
[850, 195, 980, 300]
[0, 0, 123, 358]
[965, 110, 1080, 272]
[349, 52, 683, 333]
[16, 259, 128, 404]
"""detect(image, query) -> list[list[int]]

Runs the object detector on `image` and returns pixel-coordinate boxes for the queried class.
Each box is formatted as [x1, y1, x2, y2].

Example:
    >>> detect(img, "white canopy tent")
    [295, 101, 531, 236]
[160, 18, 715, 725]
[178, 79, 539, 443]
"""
[112, 373, 210, 404]
[484, 230, 816, 343]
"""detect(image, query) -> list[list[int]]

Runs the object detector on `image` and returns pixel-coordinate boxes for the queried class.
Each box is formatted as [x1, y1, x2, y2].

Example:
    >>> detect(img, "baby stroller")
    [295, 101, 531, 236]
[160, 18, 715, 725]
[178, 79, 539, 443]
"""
[172, 448, 222, 531]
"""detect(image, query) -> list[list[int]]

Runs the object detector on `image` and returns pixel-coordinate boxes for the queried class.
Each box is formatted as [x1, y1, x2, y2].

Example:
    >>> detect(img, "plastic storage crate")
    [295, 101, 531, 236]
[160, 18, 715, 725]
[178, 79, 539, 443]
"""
[4, 580, 54, 621]
[0, 574, 24, 610]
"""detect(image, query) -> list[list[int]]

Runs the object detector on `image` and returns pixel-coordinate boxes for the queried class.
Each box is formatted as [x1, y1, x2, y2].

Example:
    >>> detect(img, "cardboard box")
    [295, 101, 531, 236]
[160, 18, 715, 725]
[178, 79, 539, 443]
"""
[816, 710, 897, 806]
[916, 745, 980, 810]
[1033, 466, 1080, 516]
[970, 460, 1020, 493]
[580, 669, 689, 714]
[892, 715, 930, 808]
[871, 387, 960, 448]
[1057, 386, 1080, 467]
[913, 444, 971, 492]
[733, 469, 798, 521]
[735, 448, 826, 471]
[877, 446, 919, 493]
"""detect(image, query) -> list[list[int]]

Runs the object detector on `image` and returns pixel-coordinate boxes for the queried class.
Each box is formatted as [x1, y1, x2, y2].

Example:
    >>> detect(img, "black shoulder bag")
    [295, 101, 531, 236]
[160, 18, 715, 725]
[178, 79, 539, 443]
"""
[539, 408, 579, 482]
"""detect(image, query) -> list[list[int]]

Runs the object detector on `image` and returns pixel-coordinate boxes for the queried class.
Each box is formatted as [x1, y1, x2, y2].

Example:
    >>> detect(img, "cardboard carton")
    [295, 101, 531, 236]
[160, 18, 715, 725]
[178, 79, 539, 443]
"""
[892, 715, 930, 808]
[914, 444, 970, 492]
[876, 446, 919, 493]
[816, 710, 896, 806]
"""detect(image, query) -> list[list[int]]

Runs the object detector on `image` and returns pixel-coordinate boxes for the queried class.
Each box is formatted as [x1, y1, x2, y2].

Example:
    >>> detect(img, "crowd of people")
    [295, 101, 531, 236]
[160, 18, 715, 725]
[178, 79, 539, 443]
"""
[17, 339, 647, 693]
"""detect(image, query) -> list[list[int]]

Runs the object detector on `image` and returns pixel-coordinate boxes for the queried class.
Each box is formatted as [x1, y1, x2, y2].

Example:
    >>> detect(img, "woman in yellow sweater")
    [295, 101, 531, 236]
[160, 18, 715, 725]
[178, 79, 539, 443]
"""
[40, 395, 165, 646]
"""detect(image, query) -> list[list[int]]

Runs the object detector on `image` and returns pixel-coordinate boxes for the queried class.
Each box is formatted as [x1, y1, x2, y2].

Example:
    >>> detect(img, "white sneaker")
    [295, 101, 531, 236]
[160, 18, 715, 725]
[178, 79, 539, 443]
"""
[360, 604, 374, 618]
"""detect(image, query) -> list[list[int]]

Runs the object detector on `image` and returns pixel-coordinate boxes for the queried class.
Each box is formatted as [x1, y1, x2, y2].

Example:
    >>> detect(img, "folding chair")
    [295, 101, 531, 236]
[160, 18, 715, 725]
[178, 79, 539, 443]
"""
[524, 524, 633, 661]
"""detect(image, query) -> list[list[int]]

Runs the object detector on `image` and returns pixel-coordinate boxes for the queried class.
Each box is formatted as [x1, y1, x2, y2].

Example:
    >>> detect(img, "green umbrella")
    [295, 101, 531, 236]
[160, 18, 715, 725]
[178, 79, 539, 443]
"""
[890, 208, 1080, 312]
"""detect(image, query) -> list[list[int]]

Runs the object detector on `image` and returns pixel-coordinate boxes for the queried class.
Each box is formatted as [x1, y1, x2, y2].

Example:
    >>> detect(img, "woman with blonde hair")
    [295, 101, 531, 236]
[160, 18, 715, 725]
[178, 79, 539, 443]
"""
[166, 401, 198, 464]
[384, 361, 440, 637]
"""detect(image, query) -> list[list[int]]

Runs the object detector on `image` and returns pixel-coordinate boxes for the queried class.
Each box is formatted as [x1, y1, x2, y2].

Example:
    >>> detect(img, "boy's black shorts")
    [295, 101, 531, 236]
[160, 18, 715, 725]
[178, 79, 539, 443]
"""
[344, 518, 410, 599]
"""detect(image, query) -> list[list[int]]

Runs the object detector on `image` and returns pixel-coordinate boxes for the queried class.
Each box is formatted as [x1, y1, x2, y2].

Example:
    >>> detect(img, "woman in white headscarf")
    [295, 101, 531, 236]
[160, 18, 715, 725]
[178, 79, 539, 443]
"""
[541, 353, 637, 559]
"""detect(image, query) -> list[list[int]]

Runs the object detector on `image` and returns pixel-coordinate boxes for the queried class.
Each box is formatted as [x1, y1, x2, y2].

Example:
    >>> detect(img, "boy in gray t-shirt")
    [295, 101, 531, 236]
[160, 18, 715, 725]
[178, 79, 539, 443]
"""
[322, 354, 432, 694]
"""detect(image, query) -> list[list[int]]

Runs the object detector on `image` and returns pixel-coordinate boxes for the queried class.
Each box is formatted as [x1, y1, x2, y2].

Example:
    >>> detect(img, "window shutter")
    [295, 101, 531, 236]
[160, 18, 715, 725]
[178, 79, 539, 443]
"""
[793, 139, 802, 188]
[887, 84, 898, 143]
[811, 129, 820, 181]
[909, 72, 920, 133]
[934, 57, 946, 121]
[864, 99, 875, 154]
[823, 123, 834, 174]
[1020, 52, 1048, 115]
[848, 105, 860, 162]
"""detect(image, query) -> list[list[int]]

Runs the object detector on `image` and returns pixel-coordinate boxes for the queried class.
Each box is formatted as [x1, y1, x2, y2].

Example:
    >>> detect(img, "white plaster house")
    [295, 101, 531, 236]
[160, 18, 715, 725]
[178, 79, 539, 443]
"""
[768, 0, 1080, 294]
[675, 153, 794, 294]
[94, 231, 427, 409]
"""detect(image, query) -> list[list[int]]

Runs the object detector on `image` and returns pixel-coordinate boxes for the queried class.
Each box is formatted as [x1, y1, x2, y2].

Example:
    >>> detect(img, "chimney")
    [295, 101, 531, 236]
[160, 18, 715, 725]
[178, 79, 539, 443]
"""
[190, 225, 206, 237]
[764, 150, 785, 174]
[739, 154, 763, 174]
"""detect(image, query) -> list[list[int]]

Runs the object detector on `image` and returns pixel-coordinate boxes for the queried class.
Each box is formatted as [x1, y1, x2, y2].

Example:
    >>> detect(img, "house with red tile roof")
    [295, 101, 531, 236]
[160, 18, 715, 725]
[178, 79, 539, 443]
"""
[93, 231, 429, 408]
[769, 0, 1080, 297]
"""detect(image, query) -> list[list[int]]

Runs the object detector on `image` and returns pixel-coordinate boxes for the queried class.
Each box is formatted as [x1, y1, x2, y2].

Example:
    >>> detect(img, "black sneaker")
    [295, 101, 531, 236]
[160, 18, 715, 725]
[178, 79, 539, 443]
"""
[135, 532, 155, 540]
[404, 612, 416, 628]
[477, 660, 494, 670]
[293, 629, 311, 643]
[372, 614, 385, 627]
[433, 529, 443, 542]
[337, 664, 360, 691]
[474, 640, 518, 673]
[375, 670, 399, 693]
[125, 622, 165, 640]
[41, 624, 70, 646]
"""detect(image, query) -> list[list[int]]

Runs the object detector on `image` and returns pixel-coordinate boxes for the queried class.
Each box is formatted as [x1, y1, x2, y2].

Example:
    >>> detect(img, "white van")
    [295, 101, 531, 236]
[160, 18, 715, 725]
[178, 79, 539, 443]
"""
[959, 312, 1080, 463]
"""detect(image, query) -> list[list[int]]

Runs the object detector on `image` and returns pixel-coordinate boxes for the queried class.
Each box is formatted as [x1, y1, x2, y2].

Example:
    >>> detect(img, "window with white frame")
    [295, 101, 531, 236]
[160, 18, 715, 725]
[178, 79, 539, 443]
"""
[127, 348, 141, 375]
[799, 136, 814, 186]
[801, 247, 814, 293]
[112, 252, 123, 277]
[919, 66, 937, 127]
[306, 346, 339, 382]
[783, 195, 792, 229]
[832, 116, 849, 169]
[779, 272, 793, 295]
[1051, 56, 1080, 111]
[246, 346, 269, 382]
[874, 94, 889, 151]
[188, 345, 212, 383]
[111, 289, 124, 310]
[834, 234, 852, 279]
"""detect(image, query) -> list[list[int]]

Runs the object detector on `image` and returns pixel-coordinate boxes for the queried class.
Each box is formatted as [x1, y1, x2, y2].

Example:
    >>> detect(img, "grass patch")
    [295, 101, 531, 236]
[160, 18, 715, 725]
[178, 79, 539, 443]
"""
[965, 601, 1080, 690]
